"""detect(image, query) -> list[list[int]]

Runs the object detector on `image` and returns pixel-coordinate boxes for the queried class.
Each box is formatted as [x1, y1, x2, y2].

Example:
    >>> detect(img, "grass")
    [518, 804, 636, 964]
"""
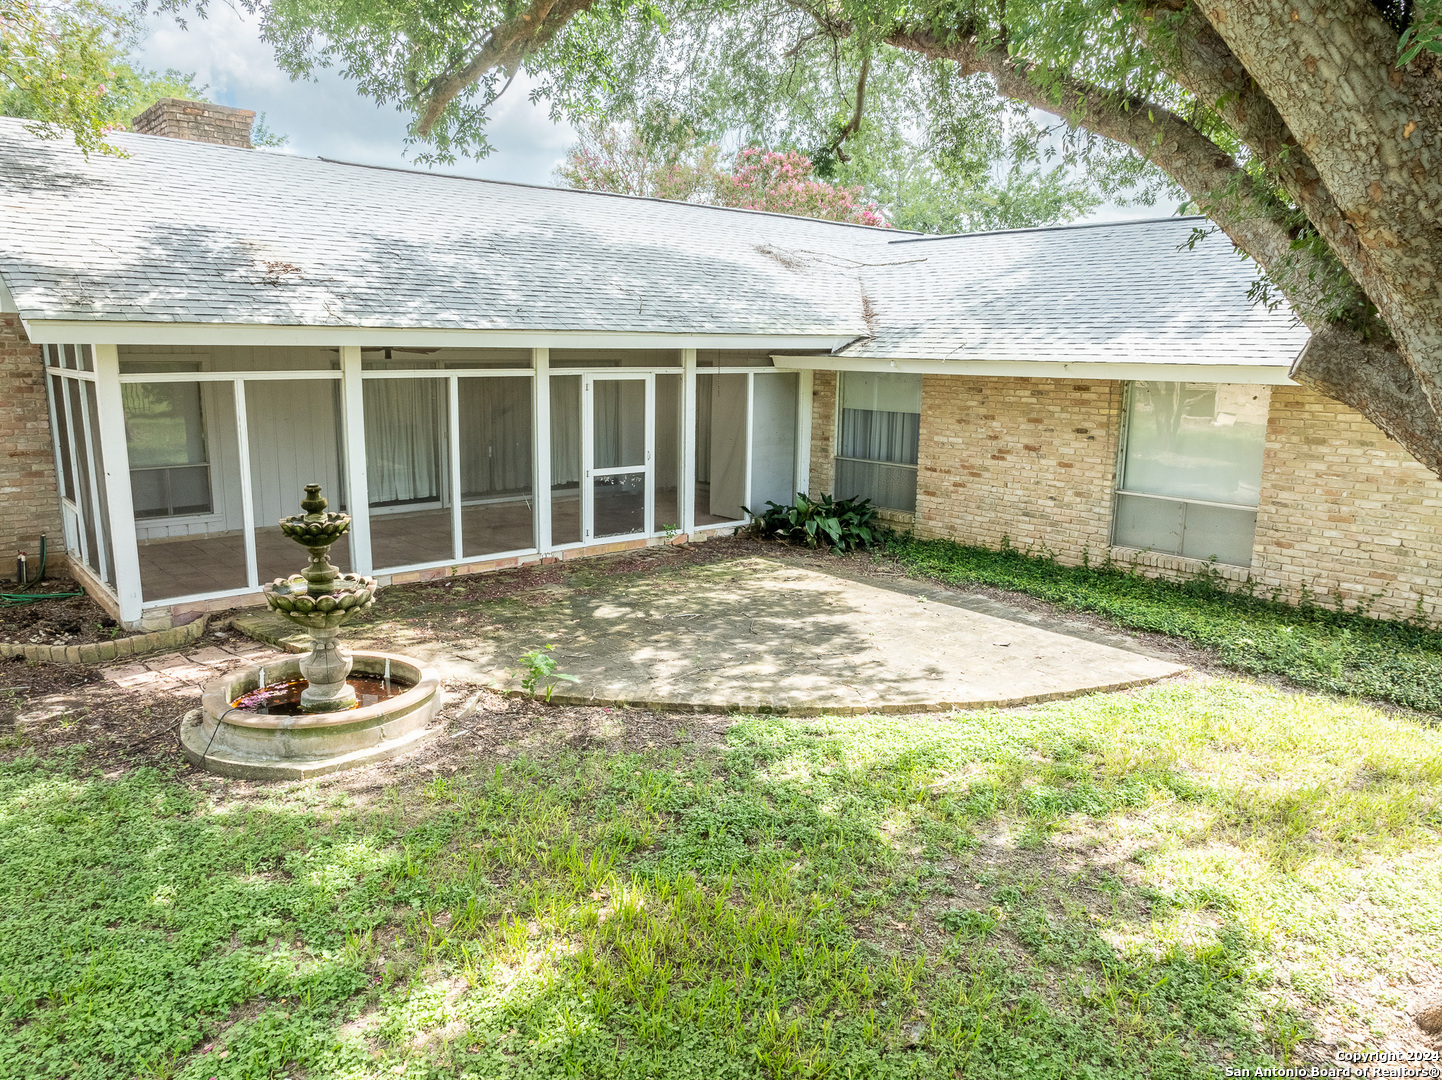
[887, 534, 1442, 713]
[2, 678, 1440, 1078]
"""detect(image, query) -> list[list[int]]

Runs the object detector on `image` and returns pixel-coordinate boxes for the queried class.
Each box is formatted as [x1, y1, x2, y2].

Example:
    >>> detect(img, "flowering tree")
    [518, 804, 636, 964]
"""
[556, 126, 888, 226]
[0, 0, 127, 154]
[715, 148, 887, 226]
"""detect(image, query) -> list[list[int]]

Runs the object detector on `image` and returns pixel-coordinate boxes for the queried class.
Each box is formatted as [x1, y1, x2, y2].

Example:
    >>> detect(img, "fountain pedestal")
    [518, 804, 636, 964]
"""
[180, 484, 442, 779]
[300, 628, 354, 711]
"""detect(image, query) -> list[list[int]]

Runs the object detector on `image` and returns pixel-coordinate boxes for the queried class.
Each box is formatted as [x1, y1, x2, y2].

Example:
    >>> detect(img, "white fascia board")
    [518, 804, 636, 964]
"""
[0, 274, 16, 314]
[770, 353, 1301, 385]
[19, 320, 857, 351]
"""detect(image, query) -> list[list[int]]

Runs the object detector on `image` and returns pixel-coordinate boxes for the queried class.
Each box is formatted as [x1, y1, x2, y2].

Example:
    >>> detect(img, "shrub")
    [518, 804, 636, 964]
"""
[744, 493, 882, 553]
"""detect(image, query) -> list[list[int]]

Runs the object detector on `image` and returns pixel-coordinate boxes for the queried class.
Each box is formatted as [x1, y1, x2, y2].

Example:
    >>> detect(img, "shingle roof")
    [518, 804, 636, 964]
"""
[0, 118, 890, 336]
[0, 117, 1309, 369]
[845, 220, 1310, 366]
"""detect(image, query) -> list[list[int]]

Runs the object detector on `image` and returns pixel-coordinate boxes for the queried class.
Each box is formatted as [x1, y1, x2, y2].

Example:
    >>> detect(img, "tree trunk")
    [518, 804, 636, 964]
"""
[1199, 0, 1442, 415]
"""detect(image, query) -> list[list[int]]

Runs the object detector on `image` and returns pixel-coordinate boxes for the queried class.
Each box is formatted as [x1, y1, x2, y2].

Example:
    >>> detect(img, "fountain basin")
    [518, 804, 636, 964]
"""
[180, 651, 442, 780]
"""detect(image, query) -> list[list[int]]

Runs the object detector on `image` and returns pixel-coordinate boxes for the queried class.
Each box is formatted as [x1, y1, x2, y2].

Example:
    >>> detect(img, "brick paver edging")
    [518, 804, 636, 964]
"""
[0, 615, 210, 664]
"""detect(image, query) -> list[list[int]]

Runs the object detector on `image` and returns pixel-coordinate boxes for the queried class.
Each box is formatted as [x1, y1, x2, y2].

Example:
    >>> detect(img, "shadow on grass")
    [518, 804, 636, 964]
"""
[0, 677, 1436, 1078]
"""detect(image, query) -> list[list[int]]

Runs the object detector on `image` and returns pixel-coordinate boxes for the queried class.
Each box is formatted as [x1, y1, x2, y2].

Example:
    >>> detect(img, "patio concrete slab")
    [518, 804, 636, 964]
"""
[235, 556, 1187, 713]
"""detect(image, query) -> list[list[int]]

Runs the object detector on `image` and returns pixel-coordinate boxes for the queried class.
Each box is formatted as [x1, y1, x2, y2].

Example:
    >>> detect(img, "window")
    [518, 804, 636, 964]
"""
[834, 372, 921, 512]
[1114, 381, 1269, 566]
[123, 382, 213, 519]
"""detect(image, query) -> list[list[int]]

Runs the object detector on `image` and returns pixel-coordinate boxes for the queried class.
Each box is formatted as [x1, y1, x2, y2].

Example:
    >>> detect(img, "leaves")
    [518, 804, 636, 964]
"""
[744, 492, 883, 553]
[517, 643, 579, 702]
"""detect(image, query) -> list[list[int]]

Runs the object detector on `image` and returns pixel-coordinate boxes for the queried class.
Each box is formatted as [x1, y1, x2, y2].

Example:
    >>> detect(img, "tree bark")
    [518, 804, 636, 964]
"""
[1197, 0, 1442, 413]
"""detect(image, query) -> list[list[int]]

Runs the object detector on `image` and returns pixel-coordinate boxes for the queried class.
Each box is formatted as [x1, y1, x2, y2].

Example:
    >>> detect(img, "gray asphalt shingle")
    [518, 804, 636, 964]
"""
[0, 117, 1309, 368]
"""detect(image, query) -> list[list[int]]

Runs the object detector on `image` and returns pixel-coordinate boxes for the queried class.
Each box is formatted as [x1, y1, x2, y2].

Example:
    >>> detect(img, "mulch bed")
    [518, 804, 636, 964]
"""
[0, 588, 135, 647]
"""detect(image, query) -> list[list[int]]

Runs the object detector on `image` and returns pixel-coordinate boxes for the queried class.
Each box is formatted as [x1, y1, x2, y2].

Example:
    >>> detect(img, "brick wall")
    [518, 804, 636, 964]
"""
[0, 315, 63, 579]
[1249, 384, 1442, 622]
[131, 99, 255, 148]
[913, 375, 1123, 560]
[808, 370, 837, 496]
[814, 371, 1442, 624]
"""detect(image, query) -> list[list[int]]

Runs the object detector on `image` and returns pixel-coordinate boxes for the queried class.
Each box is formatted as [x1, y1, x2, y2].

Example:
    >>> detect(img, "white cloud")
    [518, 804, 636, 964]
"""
[132, 5, 577, 185]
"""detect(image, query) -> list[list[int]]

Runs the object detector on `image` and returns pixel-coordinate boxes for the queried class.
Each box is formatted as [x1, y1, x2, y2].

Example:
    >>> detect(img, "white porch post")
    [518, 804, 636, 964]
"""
[340, 345, 372, 573]
[448, 375, 462, 562]
[533, 348, 551, 554]
[233, 379, 259, 590]
[91, 344, 143, 625]
[795, 369, 813, 498]
[680, 348, 697, 535]
[743, 373, 755, 515]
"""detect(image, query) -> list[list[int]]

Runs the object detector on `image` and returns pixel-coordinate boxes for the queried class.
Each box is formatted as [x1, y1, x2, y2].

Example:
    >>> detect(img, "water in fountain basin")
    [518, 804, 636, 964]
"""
[231, 674, 410, 715]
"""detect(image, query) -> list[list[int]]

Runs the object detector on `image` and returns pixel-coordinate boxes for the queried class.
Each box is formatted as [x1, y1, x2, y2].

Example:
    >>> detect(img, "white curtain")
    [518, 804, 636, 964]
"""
[1122, 381, 1269, 506]
[835, 371, 921, 512]
[550, 376, 581, 486]
[592, 379, 645, 468]
[364, 380, 444, 506]
[459, 378, 532, 498]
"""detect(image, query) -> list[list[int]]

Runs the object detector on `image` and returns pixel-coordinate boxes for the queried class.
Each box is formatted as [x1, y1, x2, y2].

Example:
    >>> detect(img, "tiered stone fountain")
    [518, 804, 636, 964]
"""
[181, 484, 441, 779]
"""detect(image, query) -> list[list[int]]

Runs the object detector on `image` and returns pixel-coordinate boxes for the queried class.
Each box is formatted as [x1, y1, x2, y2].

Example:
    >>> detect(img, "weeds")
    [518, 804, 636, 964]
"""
[516, 643, 579, 702]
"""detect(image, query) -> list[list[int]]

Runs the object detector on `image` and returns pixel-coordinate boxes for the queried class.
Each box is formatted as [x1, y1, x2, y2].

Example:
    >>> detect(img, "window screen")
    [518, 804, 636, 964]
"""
[123, 382, 213, 519]
[834, 372, 921, 512]
[1114, 381, 1269, 566]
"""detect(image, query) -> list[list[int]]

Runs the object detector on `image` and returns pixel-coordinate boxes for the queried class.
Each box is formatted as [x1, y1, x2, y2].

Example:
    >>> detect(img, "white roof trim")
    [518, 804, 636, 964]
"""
[0, 273, 16, 314]
[771, 354, 1301, 385]
[21, 320, 857, 351]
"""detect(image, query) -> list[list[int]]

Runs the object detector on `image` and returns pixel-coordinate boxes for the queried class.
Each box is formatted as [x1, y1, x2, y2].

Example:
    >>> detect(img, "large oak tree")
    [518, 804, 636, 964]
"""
[193, 0, 1442, 481]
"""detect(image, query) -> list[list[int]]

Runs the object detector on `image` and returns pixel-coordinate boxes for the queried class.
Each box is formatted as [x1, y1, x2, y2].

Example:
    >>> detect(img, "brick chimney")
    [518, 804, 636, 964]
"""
[131, 98, 255, 148]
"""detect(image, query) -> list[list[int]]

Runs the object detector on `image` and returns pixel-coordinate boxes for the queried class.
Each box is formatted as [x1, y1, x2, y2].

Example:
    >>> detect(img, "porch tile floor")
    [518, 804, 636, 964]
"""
[137, 489, 731, 603]
[237, 555, 1188, 713]
[139, 498, 541, 602]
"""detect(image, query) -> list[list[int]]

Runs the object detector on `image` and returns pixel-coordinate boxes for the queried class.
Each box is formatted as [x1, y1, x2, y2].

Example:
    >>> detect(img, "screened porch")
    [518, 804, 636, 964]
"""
[46, 343, 812, 626]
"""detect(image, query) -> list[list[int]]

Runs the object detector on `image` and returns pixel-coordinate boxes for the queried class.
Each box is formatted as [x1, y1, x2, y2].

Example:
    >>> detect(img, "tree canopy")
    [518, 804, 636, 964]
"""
[555, 126, 891, 224]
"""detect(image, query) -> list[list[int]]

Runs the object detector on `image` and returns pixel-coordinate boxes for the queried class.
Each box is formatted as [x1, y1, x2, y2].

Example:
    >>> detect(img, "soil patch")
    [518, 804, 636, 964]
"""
[0, 589, 134, 647]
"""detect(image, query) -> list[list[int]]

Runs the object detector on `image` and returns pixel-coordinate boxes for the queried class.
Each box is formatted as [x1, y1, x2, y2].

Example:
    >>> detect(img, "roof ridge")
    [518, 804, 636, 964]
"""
[885, 215, 1209, 244]
[314, 155, 921, 235]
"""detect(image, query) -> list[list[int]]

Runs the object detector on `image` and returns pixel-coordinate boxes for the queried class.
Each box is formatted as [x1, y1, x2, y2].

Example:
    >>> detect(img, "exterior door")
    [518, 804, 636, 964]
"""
[582, 372, 653, 541]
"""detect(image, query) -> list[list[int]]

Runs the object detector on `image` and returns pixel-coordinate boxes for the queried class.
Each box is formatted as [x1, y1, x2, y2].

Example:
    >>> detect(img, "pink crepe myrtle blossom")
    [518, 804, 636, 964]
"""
[557, 128, 889, 228]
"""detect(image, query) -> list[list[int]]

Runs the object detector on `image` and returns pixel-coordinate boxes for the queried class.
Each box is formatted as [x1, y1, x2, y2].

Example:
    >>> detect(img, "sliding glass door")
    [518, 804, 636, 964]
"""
[582, 373, 653, 541]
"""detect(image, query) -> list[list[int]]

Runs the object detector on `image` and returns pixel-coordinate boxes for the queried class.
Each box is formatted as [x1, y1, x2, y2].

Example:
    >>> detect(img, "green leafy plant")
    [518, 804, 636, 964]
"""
[744, 492, 882, 553]
[661, 522, 681, 543]
[516, 643, 579, 702]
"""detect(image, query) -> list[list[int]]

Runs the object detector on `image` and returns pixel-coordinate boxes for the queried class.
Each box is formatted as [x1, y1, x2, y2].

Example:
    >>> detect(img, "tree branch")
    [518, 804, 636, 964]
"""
[825, 52, 871, 162]
[1196, 0, 1442, 411]
[413, 0, 598, 136]
[1143, 5, 1375, 329]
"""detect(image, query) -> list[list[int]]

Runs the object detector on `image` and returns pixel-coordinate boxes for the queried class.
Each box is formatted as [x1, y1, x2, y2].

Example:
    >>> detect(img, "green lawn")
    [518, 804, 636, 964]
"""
[2, 678, 1439, 1078]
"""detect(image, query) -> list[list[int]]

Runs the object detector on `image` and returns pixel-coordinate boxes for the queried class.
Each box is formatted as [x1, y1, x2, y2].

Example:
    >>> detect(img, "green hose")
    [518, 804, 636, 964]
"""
[0, 591, 83, 606]
[6, 536, 73, 604]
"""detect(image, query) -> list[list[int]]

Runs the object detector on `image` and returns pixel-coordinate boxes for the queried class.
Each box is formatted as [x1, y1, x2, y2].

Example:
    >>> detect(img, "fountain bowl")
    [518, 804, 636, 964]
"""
[180, 651, 442, 780]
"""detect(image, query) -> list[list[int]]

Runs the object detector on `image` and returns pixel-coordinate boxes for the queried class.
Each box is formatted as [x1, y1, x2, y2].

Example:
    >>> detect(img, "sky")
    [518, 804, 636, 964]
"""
[133, 5, 1158, 222]
[134, 4, 579, 187]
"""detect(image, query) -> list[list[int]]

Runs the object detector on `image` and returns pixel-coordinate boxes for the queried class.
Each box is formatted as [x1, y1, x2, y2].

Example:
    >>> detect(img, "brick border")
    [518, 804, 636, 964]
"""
[0, 614, 209, 664]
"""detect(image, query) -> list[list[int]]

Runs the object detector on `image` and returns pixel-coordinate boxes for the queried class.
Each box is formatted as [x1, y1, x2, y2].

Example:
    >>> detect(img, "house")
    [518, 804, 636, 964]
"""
[2, 100, 1438, 630]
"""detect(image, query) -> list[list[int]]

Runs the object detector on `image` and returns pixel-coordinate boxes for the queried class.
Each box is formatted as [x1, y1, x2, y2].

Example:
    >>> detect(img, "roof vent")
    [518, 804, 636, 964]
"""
[131, 98, 255, 148]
